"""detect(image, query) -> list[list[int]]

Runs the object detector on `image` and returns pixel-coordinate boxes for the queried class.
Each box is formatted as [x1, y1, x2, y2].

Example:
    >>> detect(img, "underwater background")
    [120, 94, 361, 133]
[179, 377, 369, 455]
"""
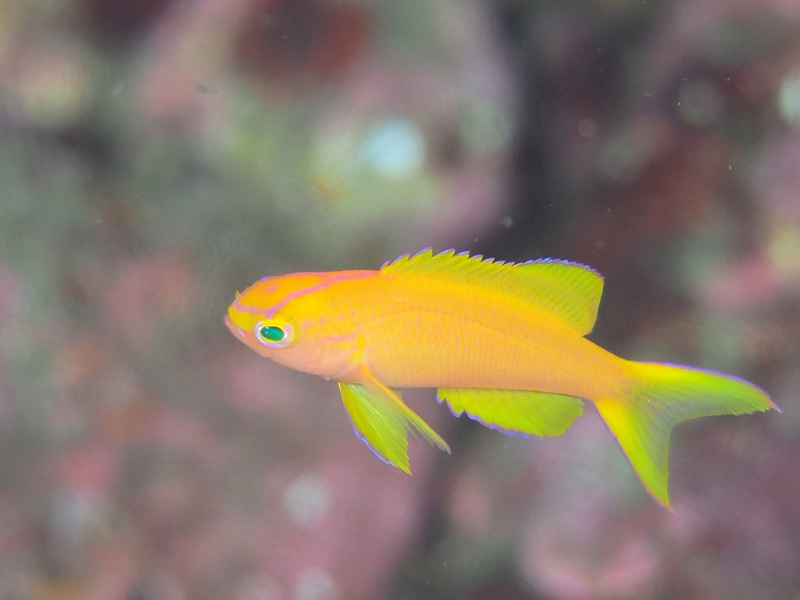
[1, 0, 799, 598]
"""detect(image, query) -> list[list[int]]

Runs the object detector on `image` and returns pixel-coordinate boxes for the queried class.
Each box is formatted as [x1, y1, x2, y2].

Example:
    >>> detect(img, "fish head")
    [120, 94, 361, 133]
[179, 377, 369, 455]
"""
[226, 272, 362, 378]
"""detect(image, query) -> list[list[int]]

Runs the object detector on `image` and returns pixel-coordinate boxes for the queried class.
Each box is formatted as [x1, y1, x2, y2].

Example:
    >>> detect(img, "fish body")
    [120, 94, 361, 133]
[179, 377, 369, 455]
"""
[226, 250, 778, 507]
[339, 274, 625, 398]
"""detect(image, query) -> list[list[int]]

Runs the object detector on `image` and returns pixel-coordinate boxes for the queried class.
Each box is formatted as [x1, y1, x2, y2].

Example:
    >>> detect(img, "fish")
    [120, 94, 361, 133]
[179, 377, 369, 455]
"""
[225, 249, 779, 507]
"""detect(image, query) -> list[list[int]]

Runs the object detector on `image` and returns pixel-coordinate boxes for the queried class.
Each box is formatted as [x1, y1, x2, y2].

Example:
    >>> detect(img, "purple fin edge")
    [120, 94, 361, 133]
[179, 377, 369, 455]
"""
[435, 390, 536, 440]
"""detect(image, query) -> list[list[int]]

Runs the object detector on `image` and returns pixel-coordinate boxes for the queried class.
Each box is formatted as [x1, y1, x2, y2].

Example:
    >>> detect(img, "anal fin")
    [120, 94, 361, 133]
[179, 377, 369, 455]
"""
[437, 388, 584, 437]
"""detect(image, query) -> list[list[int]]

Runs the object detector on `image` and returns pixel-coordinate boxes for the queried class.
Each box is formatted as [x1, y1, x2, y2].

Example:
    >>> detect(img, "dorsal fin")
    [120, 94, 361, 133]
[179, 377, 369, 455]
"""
[381, 249, 604, 335]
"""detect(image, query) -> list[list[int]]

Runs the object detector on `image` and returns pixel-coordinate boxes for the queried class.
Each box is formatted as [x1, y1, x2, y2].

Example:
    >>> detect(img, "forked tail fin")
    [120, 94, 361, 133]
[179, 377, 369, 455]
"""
[594, 362, 778, 508]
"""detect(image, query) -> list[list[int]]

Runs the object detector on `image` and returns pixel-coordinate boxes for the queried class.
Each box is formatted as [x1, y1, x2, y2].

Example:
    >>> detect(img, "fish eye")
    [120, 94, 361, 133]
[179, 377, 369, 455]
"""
[255, 321, 293, 348]
[259, 325, 285, 342]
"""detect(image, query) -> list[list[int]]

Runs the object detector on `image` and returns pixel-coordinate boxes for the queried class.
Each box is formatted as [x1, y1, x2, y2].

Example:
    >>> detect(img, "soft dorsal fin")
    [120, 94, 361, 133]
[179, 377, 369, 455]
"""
[381, 249, 604, 335]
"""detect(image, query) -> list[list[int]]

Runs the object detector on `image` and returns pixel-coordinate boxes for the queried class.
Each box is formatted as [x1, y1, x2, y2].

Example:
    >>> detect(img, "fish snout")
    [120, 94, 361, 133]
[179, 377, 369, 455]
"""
[224, 313, 246, 341]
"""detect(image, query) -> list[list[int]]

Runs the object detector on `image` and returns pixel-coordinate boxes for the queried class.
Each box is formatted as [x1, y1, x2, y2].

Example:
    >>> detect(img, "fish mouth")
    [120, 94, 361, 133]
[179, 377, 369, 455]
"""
[224, 313, 246, 340]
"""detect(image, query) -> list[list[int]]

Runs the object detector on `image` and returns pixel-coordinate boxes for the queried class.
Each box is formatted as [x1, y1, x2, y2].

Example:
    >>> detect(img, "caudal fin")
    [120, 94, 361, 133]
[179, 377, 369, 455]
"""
[594, 362, 778, 508]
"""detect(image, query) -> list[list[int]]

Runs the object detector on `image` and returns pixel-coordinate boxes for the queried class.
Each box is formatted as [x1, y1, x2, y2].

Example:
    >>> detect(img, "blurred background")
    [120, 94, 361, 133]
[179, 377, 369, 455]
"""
[1, 0, 799, 598]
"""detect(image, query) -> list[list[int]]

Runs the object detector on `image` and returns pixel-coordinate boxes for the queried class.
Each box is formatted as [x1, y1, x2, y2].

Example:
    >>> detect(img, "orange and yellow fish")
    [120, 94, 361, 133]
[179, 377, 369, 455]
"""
[225, 249, 778, 507]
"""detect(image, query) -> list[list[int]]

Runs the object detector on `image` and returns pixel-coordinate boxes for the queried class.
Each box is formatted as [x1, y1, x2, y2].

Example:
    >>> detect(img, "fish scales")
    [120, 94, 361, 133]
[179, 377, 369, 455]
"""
[354, 273, 626, 396]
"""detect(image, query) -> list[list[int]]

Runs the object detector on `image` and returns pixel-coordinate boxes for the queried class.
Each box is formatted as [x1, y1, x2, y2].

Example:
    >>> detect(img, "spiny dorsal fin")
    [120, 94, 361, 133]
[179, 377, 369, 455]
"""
[381, 249, 604, 335]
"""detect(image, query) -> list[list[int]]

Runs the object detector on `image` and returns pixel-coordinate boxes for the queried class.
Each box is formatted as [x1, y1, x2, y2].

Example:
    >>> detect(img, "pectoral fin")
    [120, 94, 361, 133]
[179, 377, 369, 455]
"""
[339, 373, 450, 473]
[437, 388, 584, 437]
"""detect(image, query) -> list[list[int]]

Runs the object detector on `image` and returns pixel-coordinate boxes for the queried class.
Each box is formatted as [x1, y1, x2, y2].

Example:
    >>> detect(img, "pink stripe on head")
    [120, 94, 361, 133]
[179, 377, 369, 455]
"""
[263, 280, 327, 318]
[264, 271, 375, 318]
[234, 270, 375, 318]
[231, 277, 278, 315]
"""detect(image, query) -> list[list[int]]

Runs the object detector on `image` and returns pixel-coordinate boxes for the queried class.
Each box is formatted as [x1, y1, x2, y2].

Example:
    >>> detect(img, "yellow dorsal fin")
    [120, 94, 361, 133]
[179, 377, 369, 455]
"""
[381, 249, 604, 335]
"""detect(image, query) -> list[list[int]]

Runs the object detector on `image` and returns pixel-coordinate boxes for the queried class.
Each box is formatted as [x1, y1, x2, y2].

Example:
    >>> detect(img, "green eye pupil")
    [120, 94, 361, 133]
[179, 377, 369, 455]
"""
[259, 325, 285, 342]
